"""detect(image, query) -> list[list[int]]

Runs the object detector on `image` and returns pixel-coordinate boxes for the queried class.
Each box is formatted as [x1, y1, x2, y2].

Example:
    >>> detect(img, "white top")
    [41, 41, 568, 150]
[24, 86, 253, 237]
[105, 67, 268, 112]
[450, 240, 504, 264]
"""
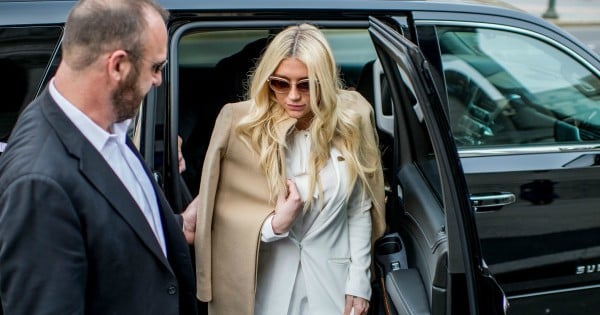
[260, 128, 337, 242]
[257, 128, 372, 315]
[49, 79, 167, 256]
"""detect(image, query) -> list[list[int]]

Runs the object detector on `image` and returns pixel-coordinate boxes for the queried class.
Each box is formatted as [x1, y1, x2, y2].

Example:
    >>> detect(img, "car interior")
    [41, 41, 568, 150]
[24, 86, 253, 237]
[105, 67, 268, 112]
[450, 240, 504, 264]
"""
[0, 59, 27, 143]
[437, 26, 600, 148]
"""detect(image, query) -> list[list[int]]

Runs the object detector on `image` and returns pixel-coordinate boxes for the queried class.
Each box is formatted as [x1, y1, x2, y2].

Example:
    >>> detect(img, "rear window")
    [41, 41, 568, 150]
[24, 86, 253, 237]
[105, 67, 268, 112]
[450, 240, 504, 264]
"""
[0, 26, 61, 144]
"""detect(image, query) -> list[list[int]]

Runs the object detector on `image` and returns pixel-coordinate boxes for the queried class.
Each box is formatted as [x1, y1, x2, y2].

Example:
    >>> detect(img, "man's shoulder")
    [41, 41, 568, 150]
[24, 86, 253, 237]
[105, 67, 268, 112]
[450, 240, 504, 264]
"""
[0, 101, 69, 185]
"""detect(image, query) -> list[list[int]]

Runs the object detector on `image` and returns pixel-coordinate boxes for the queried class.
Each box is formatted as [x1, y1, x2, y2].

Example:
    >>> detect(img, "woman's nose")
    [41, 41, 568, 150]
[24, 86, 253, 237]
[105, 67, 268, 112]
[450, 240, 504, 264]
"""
[287, 85, 301, 100]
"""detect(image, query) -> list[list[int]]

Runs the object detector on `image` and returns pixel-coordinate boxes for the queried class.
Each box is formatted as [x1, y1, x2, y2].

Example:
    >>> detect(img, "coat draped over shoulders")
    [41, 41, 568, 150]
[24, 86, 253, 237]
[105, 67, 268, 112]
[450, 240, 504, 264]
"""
[194, 90, 385, 314]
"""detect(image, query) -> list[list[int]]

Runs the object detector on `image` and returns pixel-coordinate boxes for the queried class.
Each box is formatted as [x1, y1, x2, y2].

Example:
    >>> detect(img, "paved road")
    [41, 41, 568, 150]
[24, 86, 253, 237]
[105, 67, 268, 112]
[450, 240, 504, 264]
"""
[562, 25, 600, 55]
[500, 0, 600, 56]
[501, 0, 600, 25]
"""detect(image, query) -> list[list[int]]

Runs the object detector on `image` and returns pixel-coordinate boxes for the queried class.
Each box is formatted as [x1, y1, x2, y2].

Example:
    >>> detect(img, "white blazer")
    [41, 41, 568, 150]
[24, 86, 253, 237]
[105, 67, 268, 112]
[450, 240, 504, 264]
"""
[254, 146, 373, 315]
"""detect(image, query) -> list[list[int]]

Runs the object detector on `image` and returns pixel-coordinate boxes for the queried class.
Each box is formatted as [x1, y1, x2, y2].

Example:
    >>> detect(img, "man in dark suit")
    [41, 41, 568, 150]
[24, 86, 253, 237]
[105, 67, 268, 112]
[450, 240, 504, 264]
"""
[0, 0, 198, 314]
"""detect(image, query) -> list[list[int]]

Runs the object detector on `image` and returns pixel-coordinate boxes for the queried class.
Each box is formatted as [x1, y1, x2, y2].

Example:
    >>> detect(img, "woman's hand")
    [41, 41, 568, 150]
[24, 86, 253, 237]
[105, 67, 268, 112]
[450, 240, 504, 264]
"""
[271, 179, 304, 234]
[344, 295, 369, 315]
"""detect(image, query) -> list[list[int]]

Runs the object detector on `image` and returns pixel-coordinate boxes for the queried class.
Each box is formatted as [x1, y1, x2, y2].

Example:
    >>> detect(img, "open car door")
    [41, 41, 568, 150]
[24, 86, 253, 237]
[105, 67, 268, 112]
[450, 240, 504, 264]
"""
[368, 17, 507, 315]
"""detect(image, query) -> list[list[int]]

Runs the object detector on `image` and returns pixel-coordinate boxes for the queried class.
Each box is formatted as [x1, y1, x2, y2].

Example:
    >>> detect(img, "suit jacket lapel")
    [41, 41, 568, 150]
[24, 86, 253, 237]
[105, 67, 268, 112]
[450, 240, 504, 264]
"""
[126, 137, 196, 290]
[125, 137, 186, 255]
[40, 89, 171, 270]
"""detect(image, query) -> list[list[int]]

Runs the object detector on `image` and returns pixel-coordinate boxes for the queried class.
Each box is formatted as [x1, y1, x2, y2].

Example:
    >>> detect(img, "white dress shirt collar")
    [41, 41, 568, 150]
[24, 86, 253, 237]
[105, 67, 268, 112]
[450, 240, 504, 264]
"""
[48, 78, 167, 256]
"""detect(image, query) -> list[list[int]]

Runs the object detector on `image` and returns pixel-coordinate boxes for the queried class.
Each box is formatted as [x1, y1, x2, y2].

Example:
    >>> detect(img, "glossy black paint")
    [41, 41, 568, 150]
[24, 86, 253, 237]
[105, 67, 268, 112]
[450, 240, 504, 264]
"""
[409, 8, 600, 311]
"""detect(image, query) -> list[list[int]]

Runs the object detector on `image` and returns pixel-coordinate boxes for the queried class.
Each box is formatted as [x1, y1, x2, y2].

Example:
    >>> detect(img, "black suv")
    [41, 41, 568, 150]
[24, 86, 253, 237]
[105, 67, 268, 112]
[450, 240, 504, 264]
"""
[2, 0, 600, 314]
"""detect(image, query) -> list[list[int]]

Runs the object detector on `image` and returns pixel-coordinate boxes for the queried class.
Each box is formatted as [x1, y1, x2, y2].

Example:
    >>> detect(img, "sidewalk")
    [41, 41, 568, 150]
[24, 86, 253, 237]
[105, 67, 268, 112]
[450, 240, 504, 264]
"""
[500, 0, 600, 26]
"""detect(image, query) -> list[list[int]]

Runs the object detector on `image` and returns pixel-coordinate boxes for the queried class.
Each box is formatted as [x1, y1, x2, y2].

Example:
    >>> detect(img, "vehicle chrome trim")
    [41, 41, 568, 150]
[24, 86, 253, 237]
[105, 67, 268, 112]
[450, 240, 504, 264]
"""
[508, 283, 600, 300]
[458, 144, 600, 158]
[470, 192, 515, 211]
[489, 246, 600, 274]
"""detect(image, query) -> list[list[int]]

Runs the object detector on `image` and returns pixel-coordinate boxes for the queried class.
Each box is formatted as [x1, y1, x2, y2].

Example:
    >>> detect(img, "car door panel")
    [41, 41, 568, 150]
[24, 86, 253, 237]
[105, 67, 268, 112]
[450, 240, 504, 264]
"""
[465, 162, 600, 291]
[369, 18, 448, 314]
[397, 165, 448, 315]
[386, 267, 431, 315]
[369, 16, 506, 315]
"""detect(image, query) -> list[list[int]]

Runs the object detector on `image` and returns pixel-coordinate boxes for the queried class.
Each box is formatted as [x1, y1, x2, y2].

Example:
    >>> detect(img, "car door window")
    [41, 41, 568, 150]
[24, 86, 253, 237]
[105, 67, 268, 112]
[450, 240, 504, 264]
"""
[432, 24, 600, 314]
[438, 26, 600, 148]
[0, 26, 61, 146]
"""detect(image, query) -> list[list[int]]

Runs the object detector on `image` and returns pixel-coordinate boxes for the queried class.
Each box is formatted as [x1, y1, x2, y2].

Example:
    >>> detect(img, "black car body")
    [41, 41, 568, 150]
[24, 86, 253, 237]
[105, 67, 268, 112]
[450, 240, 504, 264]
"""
[1, 0, 600, 314]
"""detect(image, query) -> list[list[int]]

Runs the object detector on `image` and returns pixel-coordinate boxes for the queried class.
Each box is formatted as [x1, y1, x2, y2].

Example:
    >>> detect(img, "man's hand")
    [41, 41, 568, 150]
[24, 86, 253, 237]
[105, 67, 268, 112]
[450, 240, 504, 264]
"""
[181, 195, 199, 244]
[177, 135, 186, 174]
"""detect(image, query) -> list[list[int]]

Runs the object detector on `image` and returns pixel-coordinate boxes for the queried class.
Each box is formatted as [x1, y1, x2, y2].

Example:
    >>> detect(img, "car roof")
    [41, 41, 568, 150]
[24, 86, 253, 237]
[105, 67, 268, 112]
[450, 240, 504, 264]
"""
[0, 0, 530, 27]
[161, 0, 519, 13]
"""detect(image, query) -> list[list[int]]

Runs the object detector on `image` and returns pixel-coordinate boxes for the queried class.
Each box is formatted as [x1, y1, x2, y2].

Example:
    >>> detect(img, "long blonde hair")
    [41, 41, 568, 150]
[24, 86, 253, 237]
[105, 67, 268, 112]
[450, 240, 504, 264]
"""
[236, 24, 381, 211]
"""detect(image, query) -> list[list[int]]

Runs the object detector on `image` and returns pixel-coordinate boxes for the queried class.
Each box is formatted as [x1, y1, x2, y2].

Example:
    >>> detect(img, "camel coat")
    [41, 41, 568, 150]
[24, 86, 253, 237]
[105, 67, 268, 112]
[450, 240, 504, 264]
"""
[194, 90, 385, 315]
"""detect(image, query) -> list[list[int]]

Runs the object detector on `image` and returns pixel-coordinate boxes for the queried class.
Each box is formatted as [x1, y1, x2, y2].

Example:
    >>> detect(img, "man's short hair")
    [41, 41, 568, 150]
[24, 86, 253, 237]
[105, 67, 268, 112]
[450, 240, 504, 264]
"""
[62, 0, 169, 70]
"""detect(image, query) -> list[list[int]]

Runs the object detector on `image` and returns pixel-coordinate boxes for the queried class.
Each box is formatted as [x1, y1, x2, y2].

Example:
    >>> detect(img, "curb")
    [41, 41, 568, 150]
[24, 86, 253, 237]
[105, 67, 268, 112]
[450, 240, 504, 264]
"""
[551, 20, 600, 27]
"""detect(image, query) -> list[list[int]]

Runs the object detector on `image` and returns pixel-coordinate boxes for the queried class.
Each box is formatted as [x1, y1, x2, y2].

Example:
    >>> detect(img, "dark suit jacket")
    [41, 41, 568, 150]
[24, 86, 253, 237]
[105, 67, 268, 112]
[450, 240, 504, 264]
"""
[0, 88, 197, 315]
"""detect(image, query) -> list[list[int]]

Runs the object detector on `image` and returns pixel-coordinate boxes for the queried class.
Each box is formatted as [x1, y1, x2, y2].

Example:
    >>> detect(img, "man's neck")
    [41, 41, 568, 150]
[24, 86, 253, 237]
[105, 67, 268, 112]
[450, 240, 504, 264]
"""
[53, 66, 115, 132]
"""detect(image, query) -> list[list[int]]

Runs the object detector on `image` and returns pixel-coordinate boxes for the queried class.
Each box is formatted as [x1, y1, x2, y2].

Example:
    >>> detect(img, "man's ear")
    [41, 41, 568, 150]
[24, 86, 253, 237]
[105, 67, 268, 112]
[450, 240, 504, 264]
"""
[107, 50, 131, 82]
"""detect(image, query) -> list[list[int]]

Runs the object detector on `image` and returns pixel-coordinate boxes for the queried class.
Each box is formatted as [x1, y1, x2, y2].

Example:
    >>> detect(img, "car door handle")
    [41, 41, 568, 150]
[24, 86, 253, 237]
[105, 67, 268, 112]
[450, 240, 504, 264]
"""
[470, 192, 516, 212]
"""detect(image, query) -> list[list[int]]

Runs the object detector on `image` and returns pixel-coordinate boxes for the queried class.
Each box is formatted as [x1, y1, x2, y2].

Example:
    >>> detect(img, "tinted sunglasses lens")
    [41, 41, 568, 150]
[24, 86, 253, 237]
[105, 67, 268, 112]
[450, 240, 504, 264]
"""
[296, 80, 310, 93]
[153, 60, 167, 73]
[269, 78, 291, 93]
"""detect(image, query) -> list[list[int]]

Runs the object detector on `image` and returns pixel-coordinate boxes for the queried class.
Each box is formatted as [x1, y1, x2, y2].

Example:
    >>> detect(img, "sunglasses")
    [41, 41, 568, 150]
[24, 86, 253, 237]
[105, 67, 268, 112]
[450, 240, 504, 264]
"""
[150, 59, 168, 74]
[125, 49, 168, 74]
[268, 76, 313, 94]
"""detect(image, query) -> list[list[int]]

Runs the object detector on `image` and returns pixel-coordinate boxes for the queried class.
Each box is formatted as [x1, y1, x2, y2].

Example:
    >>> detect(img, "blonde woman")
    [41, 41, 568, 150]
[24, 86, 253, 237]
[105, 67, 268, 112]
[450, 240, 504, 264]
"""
[195, 24, 385, 315]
